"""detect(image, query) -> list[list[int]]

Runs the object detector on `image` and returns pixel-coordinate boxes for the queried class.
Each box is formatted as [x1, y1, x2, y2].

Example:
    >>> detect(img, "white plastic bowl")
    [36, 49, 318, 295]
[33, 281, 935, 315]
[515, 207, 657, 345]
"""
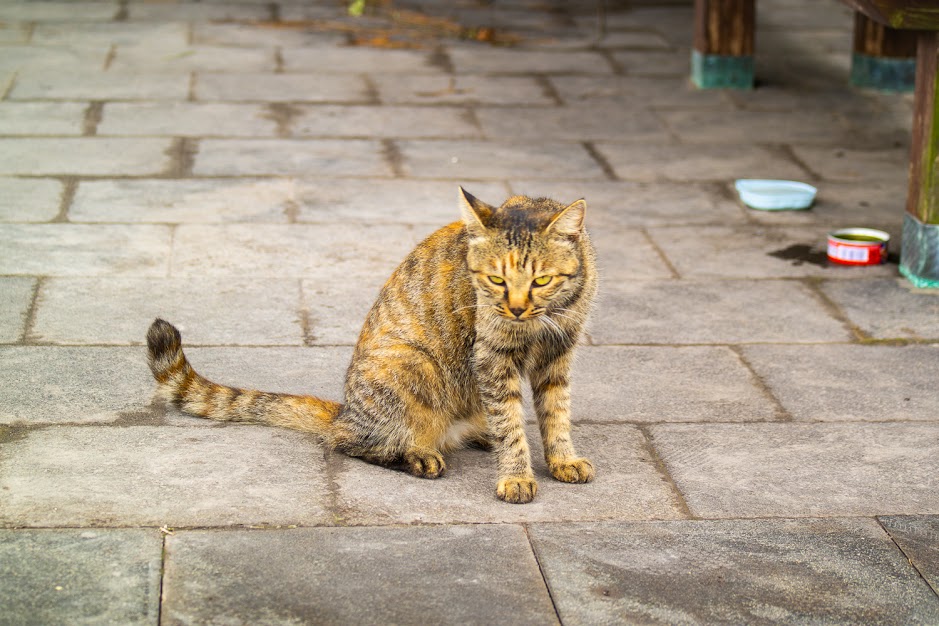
[734, 179, 817, 210]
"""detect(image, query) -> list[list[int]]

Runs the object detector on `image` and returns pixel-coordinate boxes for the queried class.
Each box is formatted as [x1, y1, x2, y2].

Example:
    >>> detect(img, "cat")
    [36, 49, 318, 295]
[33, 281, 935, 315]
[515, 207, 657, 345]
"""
[146, 188, 598, 504]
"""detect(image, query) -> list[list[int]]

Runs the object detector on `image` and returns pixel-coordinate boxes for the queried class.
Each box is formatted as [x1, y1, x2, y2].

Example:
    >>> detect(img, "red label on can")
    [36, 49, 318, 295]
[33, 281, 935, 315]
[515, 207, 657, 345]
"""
[826, 240, 886, 265]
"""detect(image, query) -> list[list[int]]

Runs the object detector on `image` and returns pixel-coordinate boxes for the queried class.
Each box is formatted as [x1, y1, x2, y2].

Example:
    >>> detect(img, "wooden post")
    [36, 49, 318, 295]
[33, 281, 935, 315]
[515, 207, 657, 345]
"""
[851, 11, 917, 91]
[900, 31, 939, 287]
[691, 0, 756, 89]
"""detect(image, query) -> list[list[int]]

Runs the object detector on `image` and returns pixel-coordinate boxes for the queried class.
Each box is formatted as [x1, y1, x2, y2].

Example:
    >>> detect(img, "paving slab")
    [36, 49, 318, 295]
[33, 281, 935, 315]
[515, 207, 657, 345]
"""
[192, 22, 346, 47]
[126, 4, 269, 21]
[590, 279, 850, 345]
[549, 75, 729, 108]
[0, 276, 35, 344]
[0, 224, 171, 276]
[594, 143, 807, 183]
[0, 138, 174, 176]
[509, 180, 744, 227]
[9, 71, 190, 101]
[0, 425, 331, 527]
[820, 278, 939, 340]
[742, 344, 939, 422]
[32, 21, 189, 48]
[97, 102, 279, 137]
[588, 226, 674, 281]
[302, 274, 387, 346]
[572, 346, 778, 422]
[171, 223, 420, 278]
[193, 138, 392, 177]
[0, 21, 30, 43]
[162, 526, 558, 626]
[0, 2, 117, 21]
[0, 178, 62, 223]
[0, 102, 86, 136]
[649, 422, 939, 517]
[109, 44, 275, 73]
[448, 47, 613, 74]
[529, 518, 939, 626]
[336, 424, 685, 524]
[879, 516, 939, 594]
[281, 46, 442, 74]
[0, 45, 108, 74]
[791, 146, 908, 183]
[662, 109, 855, 145]
[397, 139, 607, 180]
[291, 105, 480, 139]
[31, 277, 304, 345]
[476, 105, 669, 142]
[0, 529, 162, 626]
[370, 74, 555, 105]
[743, 181, 907, 227]
[194, 72, 371, 103]
[648, 225, 898, 279]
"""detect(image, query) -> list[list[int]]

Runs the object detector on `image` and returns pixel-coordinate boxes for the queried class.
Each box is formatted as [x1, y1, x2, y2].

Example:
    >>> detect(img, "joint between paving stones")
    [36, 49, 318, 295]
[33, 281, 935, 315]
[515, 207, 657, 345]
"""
[636, 424, 696, 520]
[82, 102, 104, 136]
[876, 517, 939, 600]
[274, 47, 285, 74]
[323, 449, 349, 526]
[802, 277, 870, 342]
[54, 177, 77, 222]
[521, 524, 563, 624]
[581, 141, 619, 181]
[267, 2, 281, 23]
[163, 138, 198, 178]
[103, 45, 116, 71]
[265, 102, 302, 137]
[639, 227, 681, 279]
[727, 344, 793, 422]
[428, 47, 454, 74]
[381, 139, 406, 178]
[776, 143, 823, 182]
[114, 0, 128, 22]
[18, 276, 45, 344]
[533, 74, 564, 106]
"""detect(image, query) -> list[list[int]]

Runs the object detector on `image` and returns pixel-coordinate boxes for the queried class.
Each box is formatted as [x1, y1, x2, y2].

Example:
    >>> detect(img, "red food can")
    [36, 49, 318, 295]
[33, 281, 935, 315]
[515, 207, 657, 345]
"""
[826, 228, 889, 266]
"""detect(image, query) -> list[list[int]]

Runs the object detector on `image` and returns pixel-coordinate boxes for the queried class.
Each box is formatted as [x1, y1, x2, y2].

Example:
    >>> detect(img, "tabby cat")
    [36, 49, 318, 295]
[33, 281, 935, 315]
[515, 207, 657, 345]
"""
[147, 188, 598, 503]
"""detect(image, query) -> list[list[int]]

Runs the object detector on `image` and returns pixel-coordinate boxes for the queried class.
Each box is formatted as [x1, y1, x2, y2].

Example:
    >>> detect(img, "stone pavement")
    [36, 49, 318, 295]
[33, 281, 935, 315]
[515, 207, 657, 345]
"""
[1, 0, 938, 623]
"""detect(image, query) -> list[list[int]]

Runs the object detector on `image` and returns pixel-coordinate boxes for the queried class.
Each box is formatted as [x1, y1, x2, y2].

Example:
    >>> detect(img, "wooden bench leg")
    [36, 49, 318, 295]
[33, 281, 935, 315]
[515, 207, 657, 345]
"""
[851, 12, 917, 92]
[691, 0, 755, 89]
[902, 31, 939, 288]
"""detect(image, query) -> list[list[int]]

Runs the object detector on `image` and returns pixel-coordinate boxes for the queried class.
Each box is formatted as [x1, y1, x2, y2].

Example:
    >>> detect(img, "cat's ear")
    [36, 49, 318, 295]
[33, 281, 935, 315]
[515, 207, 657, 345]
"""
[458, 187, 493, 234]
[546, 199, 586, 238]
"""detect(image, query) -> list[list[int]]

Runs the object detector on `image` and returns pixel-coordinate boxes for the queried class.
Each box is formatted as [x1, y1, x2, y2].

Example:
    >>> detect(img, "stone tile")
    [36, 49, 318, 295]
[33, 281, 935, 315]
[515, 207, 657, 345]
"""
[397, 140, 607, 180]
[0, 224, 171, 276]
[0, 529, 161, 626]
[0, 178, 62, 222]
[792, 146, 908, 183]
[648, 225, 898, 279]
[572, 346, 778, 422]
[742, 344, 939, 422]
[650, 423, 939, 517]
[0, 2, 117, 21]
[336, 424, 685, 524]
[448, 47, 613, 74]
[0, 425, 331, 526]
[192, 22, 346, 47]
[611, 49, 691, 76]
[71, 178, 294, 223]
[195, 72, 371, 103]
[744, 181, 907, 228]
[662, 109, 855, 145]
[0, 45, 107, 74]
[126, 4, 269, 21]
[162, 526, 558, 625]
[301, 274, 386, 346]
[880, 516, 939, 594]
[282, 46, 442, 73]
[193, 139, 391, 176]
[98, 102, 278, 137]
[0, 102, 87, 135]
[10, 71, 190, 100]
[31, 277, 304, 345]
[171, 223, 420, 277]
[0, 138, 173, 176]
[597, 30, 671, 49]
[549, 75, 730, 108]
[529, 518, 939, 625]
[110, 45, 275, 73]
[595, 143, 807, 182]
[0, 21, 30, 43]
[476, 105, 668, 142]
[0, 347, 154, 425]
[0, 277, 35, 343]
[32, 21, 189, 48]
[291, 105, 480, 139]
[588, 227, 673, 281]
[509, 180, 745, 227]
[371, 74, 555, 105]
[590, 279, 850, 345]
[821, 278, 939, 340]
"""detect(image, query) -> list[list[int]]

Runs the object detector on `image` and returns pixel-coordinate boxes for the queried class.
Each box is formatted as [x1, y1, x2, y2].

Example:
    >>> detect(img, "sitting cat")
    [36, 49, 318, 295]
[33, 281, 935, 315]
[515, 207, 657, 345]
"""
[146, 188, 598, 503]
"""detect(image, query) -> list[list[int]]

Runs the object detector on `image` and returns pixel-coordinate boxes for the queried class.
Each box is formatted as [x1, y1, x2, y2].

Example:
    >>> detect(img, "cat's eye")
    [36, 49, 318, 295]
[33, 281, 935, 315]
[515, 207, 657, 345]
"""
[533, 276, 552, 287]
[488, 275, 505, 285]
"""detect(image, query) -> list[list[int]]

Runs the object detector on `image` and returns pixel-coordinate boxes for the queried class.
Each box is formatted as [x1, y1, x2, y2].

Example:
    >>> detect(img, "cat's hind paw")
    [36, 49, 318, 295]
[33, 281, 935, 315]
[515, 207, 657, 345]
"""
[496, 476, 538, 504]
[549, 457, 595, 483]
[405, 448, 446, 479]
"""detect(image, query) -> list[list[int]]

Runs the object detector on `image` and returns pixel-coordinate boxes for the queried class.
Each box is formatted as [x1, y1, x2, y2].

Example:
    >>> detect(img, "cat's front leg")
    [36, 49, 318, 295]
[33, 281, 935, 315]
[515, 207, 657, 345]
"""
[531, 351, 595, 484]
[475, 344, 537, 504]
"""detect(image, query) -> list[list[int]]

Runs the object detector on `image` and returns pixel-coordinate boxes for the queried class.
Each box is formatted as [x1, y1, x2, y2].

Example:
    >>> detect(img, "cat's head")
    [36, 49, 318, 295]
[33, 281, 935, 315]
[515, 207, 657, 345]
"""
[460, 187, 588, 323]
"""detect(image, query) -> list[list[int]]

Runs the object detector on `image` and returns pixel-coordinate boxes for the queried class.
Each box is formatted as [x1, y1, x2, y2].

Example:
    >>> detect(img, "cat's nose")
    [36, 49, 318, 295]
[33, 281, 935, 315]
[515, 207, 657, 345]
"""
[509, 306, 526, 318]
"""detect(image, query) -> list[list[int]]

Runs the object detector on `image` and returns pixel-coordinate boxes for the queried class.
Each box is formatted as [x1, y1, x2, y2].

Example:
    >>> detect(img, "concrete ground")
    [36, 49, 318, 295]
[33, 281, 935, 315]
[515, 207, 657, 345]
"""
[1, 0, 938, 623]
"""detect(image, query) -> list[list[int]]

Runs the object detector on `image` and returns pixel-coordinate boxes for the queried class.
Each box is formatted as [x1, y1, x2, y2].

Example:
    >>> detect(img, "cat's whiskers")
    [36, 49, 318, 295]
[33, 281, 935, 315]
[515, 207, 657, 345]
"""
[452, 304, 497, 314]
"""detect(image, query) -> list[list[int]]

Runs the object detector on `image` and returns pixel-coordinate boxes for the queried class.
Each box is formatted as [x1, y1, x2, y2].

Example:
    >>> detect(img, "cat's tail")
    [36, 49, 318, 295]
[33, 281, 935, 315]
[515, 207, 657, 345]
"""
[146, 318, 342, 437]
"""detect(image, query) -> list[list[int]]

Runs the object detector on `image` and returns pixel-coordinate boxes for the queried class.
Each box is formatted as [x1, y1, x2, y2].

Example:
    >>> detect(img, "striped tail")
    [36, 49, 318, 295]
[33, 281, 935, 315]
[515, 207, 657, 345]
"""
[145, 318, 342, 437]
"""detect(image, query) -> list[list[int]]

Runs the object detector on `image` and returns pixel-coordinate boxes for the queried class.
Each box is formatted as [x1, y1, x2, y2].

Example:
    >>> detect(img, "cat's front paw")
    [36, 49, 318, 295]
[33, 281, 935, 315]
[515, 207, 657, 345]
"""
[405, 449, 446, 479]
[496, 476, 538, 504]
[549, 457, 595, 483]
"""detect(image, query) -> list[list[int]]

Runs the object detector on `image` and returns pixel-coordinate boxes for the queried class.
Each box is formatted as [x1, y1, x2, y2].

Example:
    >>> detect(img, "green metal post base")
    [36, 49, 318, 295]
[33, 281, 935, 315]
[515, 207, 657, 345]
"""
[691, 49, 754, 89]
[900, 213, 939, 288]
[851, 53, 916, 93]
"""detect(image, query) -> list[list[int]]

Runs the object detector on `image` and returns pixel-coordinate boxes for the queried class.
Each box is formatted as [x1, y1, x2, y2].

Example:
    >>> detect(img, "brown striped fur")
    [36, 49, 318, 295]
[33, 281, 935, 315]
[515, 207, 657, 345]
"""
[146, 188, 597, 504]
